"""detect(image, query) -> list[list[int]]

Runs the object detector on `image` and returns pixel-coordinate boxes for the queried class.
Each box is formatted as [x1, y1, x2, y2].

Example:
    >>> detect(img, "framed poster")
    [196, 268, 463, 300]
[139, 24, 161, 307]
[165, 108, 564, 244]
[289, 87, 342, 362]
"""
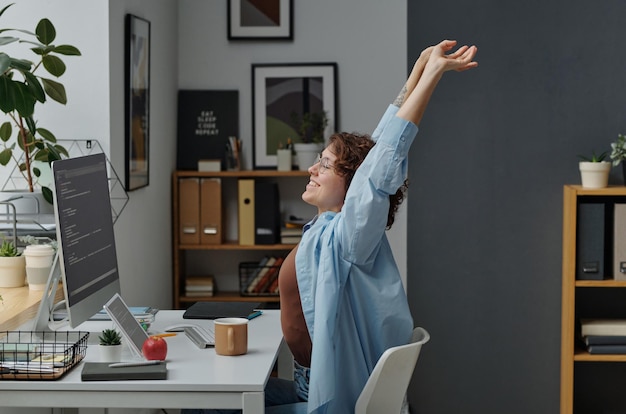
[124, 14, 150, 191]
[176, 90, 239, 171]
[228, 0, 293, 40]
[252, 63, 337, 169]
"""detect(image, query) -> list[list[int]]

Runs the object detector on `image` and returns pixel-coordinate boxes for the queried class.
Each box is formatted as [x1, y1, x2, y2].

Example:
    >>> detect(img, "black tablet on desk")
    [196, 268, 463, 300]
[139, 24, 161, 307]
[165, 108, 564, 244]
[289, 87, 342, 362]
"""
[183, 301, 262, 319]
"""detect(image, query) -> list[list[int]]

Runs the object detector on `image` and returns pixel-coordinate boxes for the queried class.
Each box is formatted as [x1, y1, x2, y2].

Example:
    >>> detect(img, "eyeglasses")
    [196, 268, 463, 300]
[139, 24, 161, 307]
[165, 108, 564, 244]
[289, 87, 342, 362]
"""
[315, 153, 334, 174]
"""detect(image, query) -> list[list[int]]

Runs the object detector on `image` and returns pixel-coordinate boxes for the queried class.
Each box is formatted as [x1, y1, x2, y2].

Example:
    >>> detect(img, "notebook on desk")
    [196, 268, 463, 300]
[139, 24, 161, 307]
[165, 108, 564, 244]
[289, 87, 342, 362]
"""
[183, 301, 262, 319]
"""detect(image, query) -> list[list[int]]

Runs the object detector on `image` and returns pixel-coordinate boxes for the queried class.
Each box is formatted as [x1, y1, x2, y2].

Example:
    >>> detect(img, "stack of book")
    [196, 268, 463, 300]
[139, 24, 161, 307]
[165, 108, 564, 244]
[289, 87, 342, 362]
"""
[185, 276, 214, 297]
[281, 227, 302, 244]
[580, 319, 626, 354]
[240, 256, 284, 296]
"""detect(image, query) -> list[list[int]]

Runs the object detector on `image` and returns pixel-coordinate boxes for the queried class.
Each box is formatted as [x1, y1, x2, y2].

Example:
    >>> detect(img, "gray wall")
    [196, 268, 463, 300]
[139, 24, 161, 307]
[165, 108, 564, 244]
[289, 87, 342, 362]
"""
[407, 1, 626, 413]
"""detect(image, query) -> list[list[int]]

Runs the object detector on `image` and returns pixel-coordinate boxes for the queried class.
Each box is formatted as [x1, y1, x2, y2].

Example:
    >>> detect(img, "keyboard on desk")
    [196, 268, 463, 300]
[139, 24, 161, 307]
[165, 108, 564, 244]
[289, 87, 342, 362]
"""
[184, 325, 215, 348]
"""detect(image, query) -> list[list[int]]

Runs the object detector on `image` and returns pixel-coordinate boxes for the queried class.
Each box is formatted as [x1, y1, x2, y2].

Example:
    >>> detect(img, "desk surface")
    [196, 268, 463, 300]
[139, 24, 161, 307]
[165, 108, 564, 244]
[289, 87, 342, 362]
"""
[0, 309, 284, 412]
[0, 285, 63, 331]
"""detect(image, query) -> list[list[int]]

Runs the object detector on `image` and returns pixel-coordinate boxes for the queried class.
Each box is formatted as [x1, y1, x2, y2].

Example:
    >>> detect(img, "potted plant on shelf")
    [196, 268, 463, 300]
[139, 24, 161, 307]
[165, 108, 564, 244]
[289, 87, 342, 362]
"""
[98, 328, 123, 362]
[610, 133, 626, 184]
[290, 110, 329, 171]
[579, 151, 611, 189]
[0, 3, 80, 206]
[0, 239, 25, 288]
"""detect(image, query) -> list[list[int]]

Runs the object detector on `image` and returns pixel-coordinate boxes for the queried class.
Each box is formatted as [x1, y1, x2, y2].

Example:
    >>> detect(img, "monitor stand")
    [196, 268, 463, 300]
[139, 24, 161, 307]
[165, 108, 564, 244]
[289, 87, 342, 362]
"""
[31, 251, 68, 332]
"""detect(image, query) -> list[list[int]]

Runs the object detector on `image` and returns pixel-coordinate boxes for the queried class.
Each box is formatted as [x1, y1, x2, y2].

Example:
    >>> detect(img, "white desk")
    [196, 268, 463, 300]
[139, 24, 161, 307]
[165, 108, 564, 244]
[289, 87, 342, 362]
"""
[0, 309, 284, 413]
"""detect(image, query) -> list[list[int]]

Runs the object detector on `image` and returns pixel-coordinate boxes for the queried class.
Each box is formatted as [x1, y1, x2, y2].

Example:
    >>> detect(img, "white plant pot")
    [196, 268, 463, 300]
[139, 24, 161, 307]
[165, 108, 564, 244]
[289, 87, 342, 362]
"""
[294, 143, 324, 171]
[0, 256, 26, 288]
[99, 344, 123, 362]
[579, 161, 611, 189]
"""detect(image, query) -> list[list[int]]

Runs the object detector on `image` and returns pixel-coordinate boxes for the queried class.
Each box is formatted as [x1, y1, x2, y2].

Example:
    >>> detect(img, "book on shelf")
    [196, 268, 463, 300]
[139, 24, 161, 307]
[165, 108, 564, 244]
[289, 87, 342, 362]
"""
[281, 235, 302, 244]
[584, 335, 626, 345]
[254, 256, 284, 294]
[246, 257, 276, 293]
[587, 344, 626, 354]
[185, 276, 214, 297]
[280, 227, 302, 244]
[581, 319, 626, 337]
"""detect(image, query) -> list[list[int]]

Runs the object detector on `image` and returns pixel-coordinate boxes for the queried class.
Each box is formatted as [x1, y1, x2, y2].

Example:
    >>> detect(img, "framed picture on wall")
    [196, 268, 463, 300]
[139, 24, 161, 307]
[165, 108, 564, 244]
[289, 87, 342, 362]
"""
[252, 63, 337, 169]
[124, 14, 150, 191]
[228, 0, 293, 40]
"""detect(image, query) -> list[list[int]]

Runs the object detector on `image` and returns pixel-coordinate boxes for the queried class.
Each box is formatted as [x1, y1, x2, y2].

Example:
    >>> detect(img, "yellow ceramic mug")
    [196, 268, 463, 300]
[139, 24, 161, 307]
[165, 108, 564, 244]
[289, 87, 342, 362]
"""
[214, 317, 248, 356]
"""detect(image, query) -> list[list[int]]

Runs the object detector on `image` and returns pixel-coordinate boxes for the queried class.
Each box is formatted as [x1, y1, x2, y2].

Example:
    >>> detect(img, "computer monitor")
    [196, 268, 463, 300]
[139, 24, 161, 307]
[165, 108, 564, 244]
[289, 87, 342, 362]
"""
[32, 153, 121, 331]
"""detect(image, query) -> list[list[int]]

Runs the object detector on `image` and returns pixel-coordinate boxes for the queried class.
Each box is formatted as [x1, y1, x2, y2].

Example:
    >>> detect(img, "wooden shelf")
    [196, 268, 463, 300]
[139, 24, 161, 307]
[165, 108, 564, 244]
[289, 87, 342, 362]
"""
[179, 242, 297, 251]
[575, 280, 626, 287]
[175, 170, 309, 178]
[574, 348, 626, 362]
[561, 185, 626, 413]
[172, 170, 307, 309]
[179, 291, 279, 303]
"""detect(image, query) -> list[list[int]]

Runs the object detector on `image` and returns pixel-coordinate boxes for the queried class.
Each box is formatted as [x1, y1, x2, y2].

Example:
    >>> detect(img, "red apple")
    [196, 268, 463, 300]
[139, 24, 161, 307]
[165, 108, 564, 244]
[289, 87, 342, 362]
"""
[142, 336, 167, 360]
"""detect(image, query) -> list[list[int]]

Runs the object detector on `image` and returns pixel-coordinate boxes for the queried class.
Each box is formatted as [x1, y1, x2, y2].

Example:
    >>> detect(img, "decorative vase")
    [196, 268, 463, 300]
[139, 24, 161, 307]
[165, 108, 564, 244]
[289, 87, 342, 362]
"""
[99, 344, 123, 362]
[0, 256, 26, 288]
[579, 161, 611, 189]
[293, 143, 323, 171]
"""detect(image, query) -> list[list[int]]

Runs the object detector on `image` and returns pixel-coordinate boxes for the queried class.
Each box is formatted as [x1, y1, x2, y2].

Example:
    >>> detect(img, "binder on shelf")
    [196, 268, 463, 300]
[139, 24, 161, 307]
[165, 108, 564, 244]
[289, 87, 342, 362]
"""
[200, 178, 223, 245]
[179, 178, 200, 245]
[576, 202, 608, 280]
[614, 203, 626, 280]
[255, 182, 280, 245]
[238, 179, 255, 245]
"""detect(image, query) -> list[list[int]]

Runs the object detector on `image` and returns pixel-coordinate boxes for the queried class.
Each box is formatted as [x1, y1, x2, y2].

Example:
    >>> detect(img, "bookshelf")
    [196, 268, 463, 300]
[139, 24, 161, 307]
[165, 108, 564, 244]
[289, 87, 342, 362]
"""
[560, 185, 626, 413]
[172, 170, 314, 308]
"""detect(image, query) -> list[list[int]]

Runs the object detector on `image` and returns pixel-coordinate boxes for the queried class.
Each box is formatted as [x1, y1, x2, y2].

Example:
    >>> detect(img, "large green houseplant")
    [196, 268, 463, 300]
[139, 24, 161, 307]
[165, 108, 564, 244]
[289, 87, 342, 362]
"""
[0, 3, 80, 202]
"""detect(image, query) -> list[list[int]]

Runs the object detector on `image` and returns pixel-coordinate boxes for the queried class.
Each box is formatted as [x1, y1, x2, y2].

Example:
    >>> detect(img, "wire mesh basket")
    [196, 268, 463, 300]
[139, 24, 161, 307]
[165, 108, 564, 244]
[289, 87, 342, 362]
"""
[0, 330, 89, 380]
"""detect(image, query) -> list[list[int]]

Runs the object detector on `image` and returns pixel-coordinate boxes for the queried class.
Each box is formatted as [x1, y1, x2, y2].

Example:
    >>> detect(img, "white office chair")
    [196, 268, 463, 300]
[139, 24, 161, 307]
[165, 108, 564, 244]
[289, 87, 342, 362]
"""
[355, 327, 430, 414]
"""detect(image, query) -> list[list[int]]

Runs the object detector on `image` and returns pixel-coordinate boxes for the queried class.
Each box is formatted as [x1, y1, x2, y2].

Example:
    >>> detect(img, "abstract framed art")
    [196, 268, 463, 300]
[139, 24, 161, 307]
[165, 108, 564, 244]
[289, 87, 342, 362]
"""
[252, 63, 337, 169]
[228, 0, 293, 40]
[124, 14, 150, 191]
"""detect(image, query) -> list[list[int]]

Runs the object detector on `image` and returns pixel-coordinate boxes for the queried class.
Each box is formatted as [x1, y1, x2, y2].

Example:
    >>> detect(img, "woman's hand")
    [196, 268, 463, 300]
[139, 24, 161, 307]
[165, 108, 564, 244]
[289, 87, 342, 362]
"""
[425, 39, 478, 74]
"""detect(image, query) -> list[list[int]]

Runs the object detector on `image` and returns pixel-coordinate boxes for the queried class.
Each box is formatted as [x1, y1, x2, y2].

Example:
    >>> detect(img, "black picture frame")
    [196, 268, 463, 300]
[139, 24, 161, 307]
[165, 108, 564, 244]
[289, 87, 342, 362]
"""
[252, 63, 338, 169]
[228, 0, 293, 40]
[124, 14, 150, 191]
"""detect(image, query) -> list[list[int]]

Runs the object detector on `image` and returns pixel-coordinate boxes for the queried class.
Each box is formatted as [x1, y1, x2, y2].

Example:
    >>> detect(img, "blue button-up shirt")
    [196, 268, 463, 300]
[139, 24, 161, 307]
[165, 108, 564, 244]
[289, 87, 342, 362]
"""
[296, 105, 416, 413]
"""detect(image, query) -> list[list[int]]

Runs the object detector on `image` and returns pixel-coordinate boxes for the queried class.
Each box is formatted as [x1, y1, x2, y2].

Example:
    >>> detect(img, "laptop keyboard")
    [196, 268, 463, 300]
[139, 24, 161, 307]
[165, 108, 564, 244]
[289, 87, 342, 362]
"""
[183, 325, 215, 348]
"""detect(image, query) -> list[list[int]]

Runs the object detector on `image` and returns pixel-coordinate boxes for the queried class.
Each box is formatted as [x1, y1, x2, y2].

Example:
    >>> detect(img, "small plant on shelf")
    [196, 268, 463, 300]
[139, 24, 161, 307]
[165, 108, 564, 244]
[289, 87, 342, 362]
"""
[610, 134, 626, 166]
[290, 110, 329, 144]
[578, 151, 608, 163]
[98, 328, 122, 346]
[0, 240, 20, 257]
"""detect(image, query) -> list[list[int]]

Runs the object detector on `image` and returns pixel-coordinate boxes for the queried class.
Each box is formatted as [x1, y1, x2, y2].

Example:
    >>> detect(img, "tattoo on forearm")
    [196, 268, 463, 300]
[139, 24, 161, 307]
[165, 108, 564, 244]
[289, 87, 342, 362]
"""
[393, 85, 408, 107]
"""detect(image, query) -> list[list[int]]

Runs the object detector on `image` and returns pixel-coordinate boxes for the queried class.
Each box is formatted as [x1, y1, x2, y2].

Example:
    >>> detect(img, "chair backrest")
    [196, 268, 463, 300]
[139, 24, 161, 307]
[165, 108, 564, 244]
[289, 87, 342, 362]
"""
[355, 327, 430, 414]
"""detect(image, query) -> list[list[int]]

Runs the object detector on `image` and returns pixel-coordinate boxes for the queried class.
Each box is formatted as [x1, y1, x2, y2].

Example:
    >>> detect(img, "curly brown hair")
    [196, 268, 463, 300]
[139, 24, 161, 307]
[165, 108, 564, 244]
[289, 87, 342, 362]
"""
[328, 132, 408, 229]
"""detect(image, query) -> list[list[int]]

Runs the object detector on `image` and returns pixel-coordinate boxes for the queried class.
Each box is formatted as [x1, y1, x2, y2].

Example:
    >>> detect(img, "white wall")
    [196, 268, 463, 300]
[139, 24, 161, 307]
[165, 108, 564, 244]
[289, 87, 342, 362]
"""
[178, 0, 408, 284]
[0, 0, 178, 314]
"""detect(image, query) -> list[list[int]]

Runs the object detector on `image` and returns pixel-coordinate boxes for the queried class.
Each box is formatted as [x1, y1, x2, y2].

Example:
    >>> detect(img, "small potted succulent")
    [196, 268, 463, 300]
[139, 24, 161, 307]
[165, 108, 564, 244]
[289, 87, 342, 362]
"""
[0, 239, 25, 288]
[290, 111, 329, 171]
[98, 328, 123, 362]
[579, 151, 611, 189]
